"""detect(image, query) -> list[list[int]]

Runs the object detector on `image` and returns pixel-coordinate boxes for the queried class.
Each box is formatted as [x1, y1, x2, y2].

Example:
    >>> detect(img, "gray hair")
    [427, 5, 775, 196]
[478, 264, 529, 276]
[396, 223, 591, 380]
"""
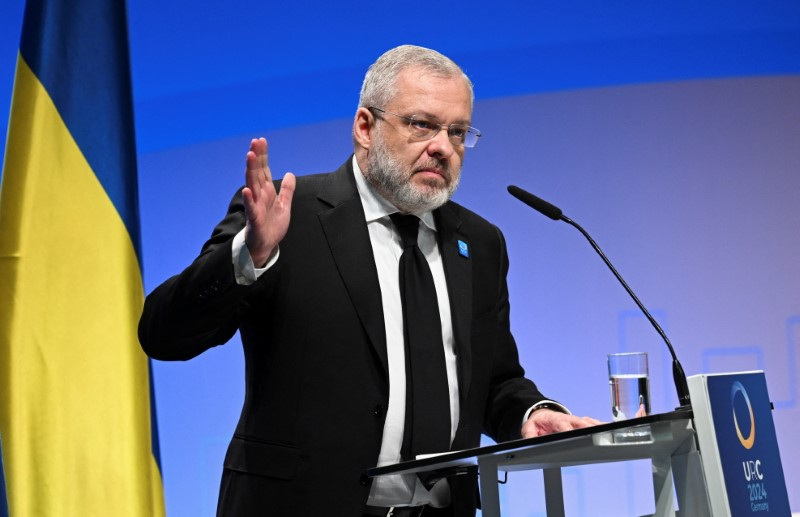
[358, 45, 474, 110]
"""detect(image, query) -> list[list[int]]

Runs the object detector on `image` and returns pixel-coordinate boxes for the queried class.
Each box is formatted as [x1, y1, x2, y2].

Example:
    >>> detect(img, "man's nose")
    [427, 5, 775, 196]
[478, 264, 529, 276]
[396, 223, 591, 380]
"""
[426, 127, 455, 158]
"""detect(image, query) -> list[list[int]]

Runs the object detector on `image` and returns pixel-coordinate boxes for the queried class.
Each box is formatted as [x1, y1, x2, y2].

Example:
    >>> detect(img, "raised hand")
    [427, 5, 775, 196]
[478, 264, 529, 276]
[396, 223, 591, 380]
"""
[242, 137, 296, 267]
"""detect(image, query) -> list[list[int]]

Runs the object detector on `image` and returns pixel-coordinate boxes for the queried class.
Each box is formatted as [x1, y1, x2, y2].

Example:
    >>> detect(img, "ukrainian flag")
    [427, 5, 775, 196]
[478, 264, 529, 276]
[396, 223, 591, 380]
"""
[0, 0, 166, 515]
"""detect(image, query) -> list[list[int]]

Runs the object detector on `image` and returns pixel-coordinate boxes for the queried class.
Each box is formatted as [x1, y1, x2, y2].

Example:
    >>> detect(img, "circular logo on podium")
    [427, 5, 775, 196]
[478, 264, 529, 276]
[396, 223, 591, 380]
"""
[731, 381, 755, 449]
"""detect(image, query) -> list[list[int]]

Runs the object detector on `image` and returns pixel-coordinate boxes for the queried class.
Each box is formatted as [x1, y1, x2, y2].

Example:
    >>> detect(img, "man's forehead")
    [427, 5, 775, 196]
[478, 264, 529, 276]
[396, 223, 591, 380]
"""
[388, 68, 471, 114]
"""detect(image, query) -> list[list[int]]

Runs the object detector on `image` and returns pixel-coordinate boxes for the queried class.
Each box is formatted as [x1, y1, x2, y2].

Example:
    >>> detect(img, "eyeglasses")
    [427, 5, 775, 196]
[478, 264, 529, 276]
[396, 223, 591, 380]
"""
[368, 107, 482, 148]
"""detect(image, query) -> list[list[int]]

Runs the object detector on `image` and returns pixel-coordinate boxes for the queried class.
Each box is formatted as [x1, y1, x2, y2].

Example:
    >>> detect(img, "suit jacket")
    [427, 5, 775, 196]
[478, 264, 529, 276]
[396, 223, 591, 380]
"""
[139, 157, 548, 516]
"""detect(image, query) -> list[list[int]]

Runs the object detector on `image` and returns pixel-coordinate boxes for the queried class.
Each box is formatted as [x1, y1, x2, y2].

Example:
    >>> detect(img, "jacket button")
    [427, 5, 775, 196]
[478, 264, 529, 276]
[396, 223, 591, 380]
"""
[373, 405, 385, 418]
[360, 474, 372, 486]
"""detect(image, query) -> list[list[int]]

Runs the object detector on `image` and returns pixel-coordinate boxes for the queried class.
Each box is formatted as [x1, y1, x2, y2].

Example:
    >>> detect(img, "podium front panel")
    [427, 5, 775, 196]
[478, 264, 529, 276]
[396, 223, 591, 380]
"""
[688, 371, 791, 516]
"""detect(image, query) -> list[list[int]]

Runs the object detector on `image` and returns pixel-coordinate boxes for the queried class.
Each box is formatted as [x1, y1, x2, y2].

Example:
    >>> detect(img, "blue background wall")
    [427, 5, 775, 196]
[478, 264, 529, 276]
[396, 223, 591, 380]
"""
[2, 2, 799, 515]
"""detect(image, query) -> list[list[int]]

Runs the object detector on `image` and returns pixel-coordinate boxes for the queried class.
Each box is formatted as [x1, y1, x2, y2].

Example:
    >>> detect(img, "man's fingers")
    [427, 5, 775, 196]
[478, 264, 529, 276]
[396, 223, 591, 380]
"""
[245, 151, 263, 193]
[259, 137, 269, 170]
[563, 415, 603, 430]
[536, 412, 604, 435]
[254, 137, 269, 184]
[557, 417, 581, 432]
[245, 150, 256, 177]
[245, 138, 273, 195]
[567, 417, 592, 430]
[242, 186, 255, 216]
[250, 137, 266, 157]
[278, 172, 296, 208]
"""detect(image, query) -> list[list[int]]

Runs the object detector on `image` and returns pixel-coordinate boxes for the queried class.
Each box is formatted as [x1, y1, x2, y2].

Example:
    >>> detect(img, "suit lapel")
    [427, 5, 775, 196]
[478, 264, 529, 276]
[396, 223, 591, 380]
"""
[316, 159, 389, 378]
[435, 204, 473, 405]
[313, 163, 474, 397]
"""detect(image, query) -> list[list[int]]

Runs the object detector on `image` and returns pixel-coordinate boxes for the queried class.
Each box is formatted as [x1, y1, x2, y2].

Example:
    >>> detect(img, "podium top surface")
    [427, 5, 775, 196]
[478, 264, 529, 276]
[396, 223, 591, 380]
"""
[366, 409, 694, 478]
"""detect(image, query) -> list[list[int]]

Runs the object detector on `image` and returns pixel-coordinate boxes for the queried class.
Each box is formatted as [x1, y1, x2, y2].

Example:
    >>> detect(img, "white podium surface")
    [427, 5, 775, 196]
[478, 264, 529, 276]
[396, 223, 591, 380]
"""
[367, 411, 713, 516]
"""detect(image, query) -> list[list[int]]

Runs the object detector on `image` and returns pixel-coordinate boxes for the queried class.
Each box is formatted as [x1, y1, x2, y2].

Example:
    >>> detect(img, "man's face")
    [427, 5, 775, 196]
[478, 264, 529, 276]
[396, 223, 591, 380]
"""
[365, 66, 472, 214]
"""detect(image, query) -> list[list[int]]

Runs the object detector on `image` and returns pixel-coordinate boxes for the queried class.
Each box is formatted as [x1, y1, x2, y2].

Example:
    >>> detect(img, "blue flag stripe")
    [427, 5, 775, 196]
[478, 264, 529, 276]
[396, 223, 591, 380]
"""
[148, 360, 161, 469]
[0, 435, 8, 517]
[18, 0, 141, 260]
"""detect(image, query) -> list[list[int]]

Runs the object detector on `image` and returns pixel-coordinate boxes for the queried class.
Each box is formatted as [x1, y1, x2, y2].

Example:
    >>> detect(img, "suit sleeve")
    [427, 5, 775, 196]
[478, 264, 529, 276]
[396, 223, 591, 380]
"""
[138, 190, 254, 360]
[481, 226, 552, 442]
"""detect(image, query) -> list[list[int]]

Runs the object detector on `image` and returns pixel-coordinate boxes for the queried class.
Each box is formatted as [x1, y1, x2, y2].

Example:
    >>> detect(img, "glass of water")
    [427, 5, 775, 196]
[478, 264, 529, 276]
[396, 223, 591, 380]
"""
[608, 352, 651, 421]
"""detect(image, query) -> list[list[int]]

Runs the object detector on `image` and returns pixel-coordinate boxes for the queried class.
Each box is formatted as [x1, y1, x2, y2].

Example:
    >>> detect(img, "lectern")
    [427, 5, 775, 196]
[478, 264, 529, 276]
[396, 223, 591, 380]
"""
[366, 371, 790, 516]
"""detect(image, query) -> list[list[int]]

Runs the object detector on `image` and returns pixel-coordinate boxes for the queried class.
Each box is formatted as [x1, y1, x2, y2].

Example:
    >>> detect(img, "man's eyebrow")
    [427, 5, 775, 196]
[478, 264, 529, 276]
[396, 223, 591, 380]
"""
[413, 110, 471, 126]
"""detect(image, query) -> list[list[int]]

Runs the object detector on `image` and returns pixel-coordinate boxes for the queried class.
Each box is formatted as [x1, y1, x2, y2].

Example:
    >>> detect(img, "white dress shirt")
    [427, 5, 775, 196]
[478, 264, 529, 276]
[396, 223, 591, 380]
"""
[351, 158, 459, 507]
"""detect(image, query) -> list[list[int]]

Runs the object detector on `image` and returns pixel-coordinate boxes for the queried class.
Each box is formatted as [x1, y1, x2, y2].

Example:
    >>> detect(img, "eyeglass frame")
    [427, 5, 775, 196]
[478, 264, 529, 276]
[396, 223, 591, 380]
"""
[367, 106, 482, 149]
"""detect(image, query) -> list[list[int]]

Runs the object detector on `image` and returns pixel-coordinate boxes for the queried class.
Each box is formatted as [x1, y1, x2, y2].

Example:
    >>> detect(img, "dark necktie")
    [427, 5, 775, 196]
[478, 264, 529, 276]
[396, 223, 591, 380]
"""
[390, 213, 451, 461]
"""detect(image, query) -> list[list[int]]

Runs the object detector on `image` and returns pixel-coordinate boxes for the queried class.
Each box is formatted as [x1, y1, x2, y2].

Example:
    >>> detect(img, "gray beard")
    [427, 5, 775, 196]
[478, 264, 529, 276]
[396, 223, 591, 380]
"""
[365, 132, 460, 215]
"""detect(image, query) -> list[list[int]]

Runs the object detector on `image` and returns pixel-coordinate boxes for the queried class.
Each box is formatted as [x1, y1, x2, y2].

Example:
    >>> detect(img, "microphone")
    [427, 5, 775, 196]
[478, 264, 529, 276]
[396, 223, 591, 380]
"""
[507, 185, 691, 410]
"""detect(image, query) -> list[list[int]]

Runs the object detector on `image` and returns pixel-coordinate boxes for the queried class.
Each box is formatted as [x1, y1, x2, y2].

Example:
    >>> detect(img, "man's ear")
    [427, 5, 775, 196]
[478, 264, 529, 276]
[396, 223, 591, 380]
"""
[353, 107, 374, 150]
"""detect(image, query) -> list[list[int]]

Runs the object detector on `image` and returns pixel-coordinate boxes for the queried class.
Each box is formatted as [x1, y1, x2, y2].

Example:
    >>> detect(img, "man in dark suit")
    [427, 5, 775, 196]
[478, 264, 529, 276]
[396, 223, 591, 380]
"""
[139, 45, 598, 516]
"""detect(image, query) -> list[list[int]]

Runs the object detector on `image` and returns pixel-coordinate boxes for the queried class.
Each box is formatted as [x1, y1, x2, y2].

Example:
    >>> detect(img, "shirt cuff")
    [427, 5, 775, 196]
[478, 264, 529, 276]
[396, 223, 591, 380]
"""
[522, 400, 571, 424]
[232, 228, 279, 285]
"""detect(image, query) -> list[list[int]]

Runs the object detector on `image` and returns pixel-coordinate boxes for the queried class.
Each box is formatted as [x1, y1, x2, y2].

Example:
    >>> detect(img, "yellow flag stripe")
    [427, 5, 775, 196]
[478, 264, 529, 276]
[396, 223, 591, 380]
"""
[0, 56, 164, 516]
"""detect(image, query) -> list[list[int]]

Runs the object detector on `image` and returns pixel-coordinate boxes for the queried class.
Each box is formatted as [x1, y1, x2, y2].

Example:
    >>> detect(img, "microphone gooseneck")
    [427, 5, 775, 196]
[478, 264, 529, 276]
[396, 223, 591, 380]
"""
[507, 185, 691, 410]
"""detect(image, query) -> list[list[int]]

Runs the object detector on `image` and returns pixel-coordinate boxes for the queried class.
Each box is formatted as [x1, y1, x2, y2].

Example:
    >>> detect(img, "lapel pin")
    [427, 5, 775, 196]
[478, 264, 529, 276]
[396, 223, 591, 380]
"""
[457, 239, 470, 258]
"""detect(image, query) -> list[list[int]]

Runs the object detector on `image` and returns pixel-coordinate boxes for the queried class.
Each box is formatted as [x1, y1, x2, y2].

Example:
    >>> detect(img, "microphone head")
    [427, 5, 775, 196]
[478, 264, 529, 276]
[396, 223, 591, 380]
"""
[507, 185, 563, 220]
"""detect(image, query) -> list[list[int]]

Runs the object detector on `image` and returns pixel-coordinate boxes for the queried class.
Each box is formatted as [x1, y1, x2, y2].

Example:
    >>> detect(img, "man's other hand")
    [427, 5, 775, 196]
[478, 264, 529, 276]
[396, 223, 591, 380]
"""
[521, 409, 604, 438]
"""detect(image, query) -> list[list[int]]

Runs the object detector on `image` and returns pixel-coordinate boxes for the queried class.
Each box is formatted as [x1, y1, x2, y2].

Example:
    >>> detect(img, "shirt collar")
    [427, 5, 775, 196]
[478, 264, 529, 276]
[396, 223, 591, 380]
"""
[352, 155, 437, 231]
